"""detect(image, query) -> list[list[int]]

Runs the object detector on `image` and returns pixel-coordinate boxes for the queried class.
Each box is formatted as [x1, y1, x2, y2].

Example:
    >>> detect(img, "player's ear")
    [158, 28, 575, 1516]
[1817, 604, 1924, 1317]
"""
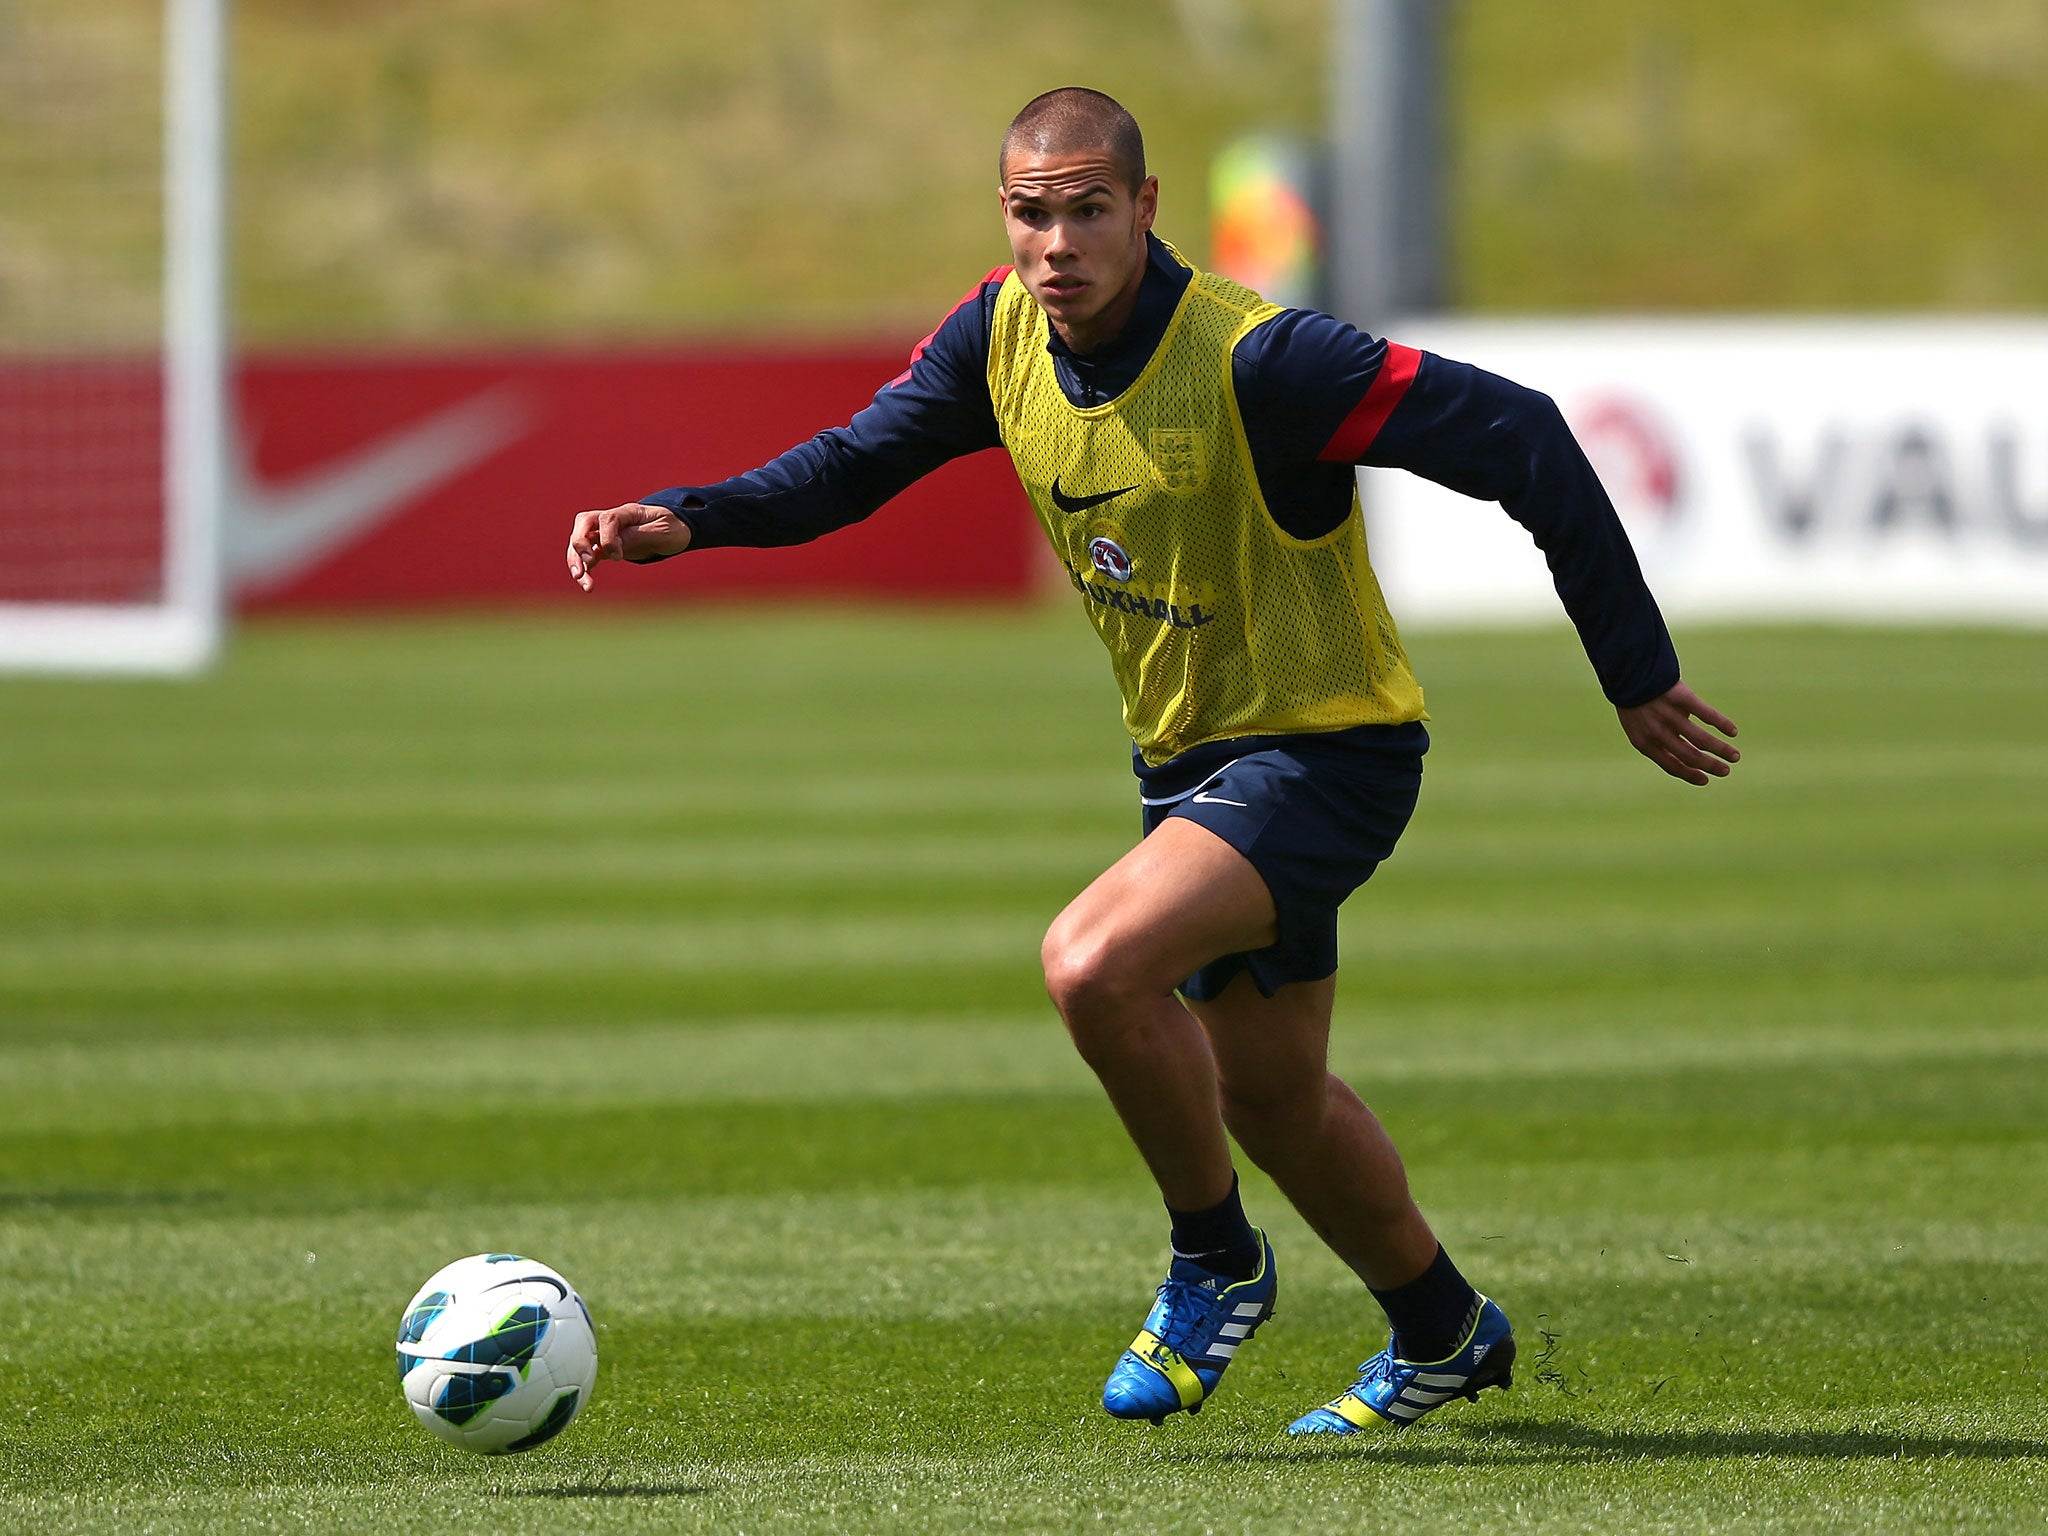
[1134, 175, 1159, 233]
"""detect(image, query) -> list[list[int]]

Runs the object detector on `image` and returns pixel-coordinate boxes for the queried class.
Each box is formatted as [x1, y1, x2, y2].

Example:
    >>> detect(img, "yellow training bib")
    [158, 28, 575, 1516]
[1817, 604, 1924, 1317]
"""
[987, 246, 1425, 765]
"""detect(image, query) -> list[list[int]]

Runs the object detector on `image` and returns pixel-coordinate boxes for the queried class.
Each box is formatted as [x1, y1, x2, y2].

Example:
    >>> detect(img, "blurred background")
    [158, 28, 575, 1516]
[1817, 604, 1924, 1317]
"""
[230, 0, 2048, 335]
[4, 7, 2048, 1524]
[7, 0, 2048, 626]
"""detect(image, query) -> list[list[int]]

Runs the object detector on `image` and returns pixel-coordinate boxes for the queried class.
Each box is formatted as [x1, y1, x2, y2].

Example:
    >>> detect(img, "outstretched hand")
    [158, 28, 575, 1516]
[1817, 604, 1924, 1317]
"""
[1616, 681, 1740, 786]
[565, 502, 691, 590]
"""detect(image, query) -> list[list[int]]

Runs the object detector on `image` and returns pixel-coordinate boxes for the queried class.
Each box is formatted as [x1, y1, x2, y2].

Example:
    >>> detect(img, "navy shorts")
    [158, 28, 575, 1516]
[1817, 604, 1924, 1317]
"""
[1135, 721, 1428, 1002]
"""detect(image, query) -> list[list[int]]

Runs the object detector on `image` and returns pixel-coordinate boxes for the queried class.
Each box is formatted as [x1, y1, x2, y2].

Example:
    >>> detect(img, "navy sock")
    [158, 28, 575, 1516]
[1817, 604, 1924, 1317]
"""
[1370, 1245, 1480, 1362]
[1166, 1174, 1262, 1281]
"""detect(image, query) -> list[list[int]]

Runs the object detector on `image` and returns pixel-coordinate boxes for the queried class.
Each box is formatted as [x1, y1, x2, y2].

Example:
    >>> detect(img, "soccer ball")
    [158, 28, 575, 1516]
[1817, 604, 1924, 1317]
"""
[395, 1253, 599, 1454]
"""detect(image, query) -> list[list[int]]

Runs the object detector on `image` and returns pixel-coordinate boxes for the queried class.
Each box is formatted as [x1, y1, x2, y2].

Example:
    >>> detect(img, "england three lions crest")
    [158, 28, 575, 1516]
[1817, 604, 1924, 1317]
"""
[1149, 429, 1207, 494]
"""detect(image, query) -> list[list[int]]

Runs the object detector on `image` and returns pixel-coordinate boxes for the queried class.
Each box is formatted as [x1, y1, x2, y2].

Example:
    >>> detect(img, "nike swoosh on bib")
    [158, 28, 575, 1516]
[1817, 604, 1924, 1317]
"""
[1050, 475, 1138, 515]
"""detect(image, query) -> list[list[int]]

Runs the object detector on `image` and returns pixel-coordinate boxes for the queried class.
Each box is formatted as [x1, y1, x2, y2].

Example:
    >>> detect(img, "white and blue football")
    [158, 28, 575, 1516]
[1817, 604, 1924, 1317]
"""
[396, 1253, 599, 1454]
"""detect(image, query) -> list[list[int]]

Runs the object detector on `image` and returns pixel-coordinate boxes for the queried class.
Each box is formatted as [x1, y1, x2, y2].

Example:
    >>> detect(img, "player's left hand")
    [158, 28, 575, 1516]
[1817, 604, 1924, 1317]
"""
[1616, 681, 1739, 786]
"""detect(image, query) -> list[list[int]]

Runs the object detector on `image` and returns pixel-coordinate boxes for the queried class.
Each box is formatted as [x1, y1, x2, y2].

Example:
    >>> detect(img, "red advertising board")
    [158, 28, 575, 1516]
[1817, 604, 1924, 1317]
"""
[233, 345, 1039, 610]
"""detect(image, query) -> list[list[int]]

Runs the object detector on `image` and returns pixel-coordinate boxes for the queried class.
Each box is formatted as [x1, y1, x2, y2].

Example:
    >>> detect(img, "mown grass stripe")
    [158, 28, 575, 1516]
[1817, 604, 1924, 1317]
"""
[2, 1016, 2045, 1132]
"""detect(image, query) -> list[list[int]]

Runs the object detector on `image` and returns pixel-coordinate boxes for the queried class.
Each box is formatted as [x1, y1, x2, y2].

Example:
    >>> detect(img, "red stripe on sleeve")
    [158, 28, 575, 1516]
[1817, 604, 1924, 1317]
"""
[887, 265, 1014, 388]
[1317, 342, 1422, 462]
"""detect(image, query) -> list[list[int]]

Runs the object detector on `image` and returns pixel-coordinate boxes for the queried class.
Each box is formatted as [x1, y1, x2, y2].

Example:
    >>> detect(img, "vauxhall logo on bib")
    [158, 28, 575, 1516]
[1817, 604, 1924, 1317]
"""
[1070, 529, 1215, 631]
[1087, 535, 1133, 583]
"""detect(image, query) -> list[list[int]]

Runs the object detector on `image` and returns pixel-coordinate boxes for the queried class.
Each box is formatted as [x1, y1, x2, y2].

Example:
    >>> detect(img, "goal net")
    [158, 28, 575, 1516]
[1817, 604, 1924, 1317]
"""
[0, 0, 226, 672]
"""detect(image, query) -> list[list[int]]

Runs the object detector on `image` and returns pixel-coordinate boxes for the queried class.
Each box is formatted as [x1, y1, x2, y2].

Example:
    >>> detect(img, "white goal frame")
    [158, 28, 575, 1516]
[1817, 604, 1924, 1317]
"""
[0, 0, 228, 674]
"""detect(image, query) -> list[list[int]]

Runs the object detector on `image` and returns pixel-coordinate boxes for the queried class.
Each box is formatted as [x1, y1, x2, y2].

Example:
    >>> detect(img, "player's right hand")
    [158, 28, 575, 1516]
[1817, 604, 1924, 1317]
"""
[565, 503, 691, 590]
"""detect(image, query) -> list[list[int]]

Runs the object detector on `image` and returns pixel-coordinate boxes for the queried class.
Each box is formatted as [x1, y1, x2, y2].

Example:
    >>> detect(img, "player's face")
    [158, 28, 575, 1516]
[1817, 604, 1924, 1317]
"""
[999, 148, 1158, 352]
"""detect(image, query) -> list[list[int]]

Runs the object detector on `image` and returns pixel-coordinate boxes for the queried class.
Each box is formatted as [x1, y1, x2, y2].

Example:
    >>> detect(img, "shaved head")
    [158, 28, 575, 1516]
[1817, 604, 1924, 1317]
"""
[1000, 87, 1146, 193]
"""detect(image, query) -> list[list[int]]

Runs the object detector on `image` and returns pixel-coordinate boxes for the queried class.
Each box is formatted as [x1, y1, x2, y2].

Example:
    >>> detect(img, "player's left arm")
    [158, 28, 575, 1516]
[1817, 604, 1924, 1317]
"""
[1237, 314, 1736, 784]
[1611, 680, 1738, 786]
[1358, 351, 1737, 783]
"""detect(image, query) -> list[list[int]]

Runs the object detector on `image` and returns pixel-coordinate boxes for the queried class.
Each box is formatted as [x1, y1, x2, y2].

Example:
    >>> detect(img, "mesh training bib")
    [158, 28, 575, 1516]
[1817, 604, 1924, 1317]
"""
[988, 247, 1425, 765]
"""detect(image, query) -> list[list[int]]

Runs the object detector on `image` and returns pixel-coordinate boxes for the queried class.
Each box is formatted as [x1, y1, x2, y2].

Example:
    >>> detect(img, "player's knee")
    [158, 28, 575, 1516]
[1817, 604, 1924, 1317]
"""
[1041, 918, 1156, 1032]
[1041, 926, 1113, 1020]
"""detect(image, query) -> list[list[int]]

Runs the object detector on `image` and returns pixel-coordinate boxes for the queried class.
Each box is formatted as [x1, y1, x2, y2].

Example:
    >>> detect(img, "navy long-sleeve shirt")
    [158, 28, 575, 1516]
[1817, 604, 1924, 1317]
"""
[643, 233, 1680, 709]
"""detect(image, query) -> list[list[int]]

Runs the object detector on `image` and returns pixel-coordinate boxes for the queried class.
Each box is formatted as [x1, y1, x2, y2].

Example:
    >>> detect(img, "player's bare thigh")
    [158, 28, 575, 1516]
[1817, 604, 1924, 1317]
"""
[1041, 817, 1278, 1010]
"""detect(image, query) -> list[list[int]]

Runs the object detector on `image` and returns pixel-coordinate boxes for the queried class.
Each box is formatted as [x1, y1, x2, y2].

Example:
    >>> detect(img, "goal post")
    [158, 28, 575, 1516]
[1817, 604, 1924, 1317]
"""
[0, 0, 228, 674]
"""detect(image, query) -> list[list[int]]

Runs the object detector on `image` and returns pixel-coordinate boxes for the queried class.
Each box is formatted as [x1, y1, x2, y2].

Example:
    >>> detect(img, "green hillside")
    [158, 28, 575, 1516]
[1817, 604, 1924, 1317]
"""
[1456, 0, 2048, 311]
[229, 0, 2048, 339]
[8, 2, 2048, 341]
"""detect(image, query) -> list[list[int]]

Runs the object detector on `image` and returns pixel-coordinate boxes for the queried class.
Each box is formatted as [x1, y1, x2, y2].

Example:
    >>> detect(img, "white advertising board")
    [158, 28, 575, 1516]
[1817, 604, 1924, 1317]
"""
[1364, 320, 2048, 625]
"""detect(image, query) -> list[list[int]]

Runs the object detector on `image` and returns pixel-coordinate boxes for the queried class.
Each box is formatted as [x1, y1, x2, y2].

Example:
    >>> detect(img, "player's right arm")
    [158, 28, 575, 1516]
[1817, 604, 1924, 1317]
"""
[565, 269, 1011, 588]
[565, 502, 690, 590]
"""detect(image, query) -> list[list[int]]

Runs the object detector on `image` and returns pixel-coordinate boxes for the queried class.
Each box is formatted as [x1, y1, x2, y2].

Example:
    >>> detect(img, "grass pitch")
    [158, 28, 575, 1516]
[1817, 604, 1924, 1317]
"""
[2, 612, 2045, 1533]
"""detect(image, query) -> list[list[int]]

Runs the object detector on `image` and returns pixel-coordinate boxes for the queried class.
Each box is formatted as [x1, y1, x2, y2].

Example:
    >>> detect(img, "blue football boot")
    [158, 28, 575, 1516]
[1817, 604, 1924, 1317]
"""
[1102, 1231, 1277, 1425]
[1286, 1295, 1514, 1434]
